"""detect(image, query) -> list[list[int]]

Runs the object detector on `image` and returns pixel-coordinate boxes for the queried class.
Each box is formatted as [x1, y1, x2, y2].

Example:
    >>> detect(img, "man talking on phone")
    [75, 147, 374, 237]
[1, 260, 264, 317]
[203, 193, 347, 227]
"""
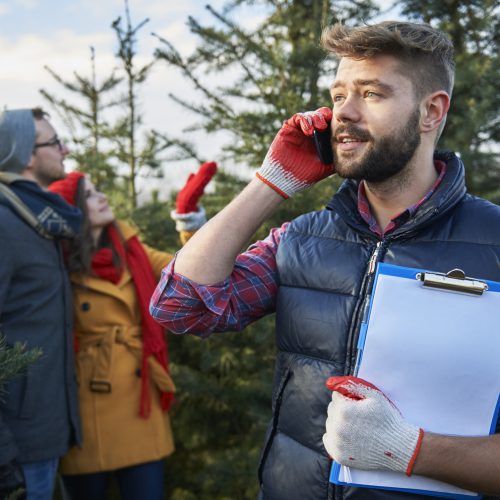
[150, 21, 500, 500]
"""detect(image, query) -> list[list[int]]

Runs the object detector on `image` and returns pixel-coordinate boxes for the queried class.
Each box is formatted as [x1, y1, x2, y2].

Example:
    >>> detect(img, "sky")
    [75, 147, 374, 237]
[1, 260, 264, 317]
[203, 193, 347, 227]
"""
[0, 0, 397, 200]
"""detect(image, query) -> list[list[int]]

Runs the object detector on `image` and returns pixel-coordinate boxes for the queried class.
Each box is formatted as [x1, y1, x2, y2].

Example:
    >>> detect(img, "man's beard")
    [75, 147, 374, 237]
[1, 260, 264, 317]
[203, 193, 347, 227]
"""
[35, 162, 65, 188]
[333, 107, 421, 184]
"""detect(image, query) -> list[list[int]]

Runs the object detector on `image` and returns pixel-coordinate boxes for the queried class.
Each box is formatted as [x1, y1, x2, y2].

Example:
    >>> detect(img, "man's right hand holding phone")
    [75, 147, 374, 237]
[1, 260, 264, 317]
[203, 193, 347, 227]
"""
[256, 107, 335, 199]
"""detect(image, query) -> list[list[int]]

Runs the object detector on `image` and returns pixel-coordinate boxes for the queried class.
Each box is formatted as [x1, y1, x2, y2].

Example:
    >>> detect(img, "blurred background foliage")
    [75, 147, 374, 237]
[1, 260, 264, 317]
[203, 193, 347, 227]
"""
[39, 0, 498, 497]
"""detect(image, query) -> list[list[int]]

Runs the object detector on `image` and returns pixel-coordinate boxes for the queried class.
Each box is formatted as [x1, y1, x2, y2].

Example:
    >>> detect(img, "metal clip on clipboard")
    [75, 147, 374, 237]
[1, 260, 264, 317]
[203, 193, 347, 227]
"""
[416, 268, 488, 296]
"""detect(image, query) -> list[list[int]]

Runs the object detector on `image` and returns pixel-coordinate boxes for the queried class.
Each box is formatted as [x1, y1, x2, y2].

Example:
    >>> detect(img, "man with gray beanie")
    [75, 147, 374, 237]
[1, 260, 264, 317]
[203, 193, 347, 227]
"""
[0, 108, 82, 499]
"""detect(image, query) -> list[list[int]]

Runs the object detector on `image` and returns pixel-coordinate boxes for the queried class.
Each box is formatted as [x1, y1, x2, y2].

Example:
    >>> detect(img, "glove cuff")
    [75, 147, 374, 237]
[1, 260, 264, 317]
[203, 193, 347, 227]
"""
[405, 428, 424, 476]
[370, 419, 422, 474]
[255, 172, 289, 199]
[171, 207, 206, 232]
[256, 155, 309, 198]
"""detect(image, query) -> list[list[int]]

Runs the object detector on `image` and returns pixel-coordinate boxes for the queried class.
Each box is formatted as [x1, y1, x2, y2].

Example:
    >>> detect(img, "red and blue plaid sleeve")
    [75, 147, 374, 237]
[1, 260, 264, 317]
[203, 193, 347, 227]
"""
[150, 223, 288, 336]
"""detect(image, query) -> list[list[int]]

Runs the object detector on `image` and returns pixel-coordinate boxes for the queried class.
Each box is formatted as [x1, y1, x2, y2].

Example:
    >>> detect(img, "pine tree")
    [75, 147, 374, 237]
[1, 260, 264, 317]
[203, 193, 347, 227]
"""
[110, 0, 163, 210]
[39, 46, 121, 194]
[41, 0, 173, 214]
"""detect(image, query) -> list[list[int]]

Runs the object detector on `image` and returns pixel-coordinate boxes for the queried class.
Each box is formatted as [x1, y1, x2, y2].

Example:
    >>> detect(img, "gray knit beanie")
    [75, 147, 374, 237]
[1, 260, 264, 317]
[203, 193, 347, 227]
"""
[0, 109, 36, 173]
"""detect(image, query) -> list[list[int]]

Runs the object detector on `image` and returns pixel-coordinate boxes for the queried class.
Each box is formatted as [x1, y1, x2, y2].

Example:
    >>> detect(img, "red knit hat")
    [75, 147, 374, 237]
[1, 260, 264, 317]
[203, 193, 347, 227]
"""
[48, 171, 85, 206]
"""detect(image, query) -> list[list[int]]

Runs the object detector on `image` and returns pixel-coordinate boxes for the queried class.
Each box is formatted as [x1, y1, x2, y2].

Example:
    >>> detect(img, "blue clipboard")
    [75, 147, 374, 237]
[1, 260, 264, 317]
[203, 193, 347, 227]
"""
[329, 263, 500, 499]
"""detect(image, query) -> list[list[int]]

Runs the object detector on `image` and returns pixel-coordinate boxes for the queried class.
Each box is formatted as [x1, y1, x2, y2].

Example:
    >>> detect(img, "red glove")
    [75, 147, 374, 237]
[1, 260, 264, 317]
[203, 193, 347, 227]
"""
[256, 107, 335, 198]
[175, 161, 217, 214]
[326, 376, 381, 400]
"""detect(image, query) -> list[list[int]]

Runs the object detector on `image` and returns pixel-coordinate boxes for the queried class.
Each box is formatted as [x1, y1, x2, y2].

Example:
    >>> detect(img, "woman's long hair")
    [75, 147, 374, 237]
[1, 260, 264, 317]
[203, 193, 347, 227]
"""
[65, 177, 124, 275]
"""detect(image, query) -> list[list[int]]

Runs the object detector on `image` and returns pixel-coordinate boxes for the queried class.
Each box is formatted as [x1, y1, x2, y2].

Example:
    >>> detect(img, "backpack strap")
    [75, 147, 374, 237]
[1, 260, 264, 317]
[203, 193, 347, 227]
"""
[0, 174, 53, 239]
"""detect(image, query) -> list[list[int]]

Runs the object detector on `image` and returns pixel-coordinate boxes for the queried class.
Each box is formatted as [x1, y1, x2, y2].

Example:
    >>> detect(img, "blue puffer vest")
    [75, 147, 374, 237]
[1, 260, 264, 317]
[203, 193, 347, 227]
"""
[257, 151, 500, 500]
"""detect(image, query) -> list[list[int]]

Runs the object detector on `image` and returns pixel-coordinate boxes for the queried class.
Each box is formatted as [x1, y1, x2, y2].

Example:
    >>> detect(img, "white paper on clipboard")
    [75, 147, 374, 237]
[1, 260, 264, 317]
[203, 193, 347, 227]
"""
[330, 263, 500, 499]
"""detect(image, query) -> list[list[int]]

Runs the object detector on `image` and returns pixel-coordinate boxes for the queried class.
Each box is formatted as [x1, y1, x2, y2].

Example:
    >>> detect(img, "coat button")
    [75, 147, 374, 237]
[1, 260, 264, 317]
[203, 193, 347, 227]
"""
[81, 302, 91, 312]
[135, 369, 141, 378]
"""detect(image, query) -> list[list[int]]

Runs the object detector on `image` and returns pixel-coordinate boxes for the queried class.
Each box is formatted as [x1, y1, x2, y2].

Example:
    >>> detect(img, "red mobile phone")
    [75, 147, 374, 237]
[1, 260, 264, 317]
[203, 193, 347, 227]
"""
[313, 123, 333, 164]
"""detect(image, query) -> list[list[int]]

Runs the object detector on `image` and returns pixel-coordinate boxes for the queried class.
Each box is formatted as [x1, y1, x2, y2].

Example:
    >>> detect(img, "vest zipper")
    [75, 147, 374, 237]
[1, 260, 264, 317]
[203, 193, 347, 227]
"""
[367, 241, 382, 275]
[346, 240, 385, 375]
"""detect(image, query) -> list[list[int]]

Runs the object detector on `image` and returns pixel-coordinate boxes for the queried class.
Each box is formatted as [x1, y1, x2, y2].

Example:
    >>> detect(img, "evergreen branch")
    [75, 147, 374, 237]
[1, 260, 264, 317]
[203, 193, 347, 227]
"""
[151, 33, 183, 65]
[167, 93, 212, 118]
[0, 335, 42, 393]
[132, 17, 150, 36]
[153, 33, 234, 115]
[124, 0, 149, 38]
[234, 59, 265, 94]
[186, 14, 268, 94]
[39, 90, 83, 140]
[135, 61, 155, 83]
[39, 90, 92, 120]
[185, 15, 272, 74]
[72, 71, 94, 97]
[44, 65, 81, 93]
[152, 130, 203, 163]
[98, 72, 123, 93]
[204, 4, 271, 61]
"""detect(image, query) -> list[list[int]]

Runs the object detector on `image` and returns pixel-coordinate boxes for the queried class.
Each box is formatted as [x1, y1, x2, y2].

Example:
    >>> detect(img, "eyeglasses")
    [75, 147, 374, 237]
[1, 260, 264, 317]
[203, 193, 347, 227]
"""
[33, 136, 63, 152]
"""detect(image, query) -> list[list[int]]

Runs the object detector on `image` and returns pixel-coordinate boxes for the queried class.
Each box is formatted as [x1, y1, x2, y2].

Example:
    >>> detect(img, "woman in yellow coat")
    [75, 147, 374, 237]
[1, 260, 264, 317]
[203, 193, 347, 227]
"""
[48, 163, 216, 500]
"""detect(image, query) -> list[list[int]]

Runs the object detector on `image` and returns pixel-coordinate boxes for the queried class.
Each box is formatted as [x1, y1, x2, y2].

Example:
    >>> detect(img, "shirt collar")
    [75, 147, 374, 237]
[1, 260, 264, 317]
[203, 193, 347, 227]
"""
[357, 160, 447, 237]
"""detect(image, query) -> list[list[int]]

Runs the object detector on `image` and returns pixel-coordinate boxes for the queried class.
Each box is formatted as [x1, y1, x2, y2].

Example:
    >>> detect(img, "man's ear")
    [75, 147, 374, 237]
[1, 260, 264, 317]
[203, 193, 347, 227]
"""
[20, 153, 37, 180]
[420, 91, 450, 134]
[25, 151, 37, 169]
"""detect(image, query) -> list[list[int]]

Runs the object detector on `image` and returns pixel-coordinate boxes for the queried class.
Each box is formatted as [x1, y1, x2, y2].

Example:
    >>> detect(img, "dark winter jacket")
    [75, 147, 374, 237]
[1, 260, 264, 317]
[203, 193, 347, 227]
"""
[257, 151, 500, 500]
[0, 199, 81, 464]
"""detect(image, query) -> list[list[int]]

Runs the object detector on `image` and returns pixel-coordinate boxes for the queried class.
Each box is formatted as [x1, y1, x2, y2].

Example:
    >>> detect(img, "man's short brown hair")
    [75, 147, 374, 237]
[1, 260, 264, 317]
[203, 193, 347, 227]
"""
[321, 21, 455, 100]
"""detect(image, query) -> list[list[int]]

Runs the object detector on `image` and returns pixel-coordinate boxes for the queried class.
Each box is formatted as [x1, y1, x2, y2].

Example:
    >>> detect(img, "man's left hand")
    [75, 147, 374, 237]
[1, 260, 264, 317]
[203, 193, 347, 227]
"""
[323, 376, 424, 476]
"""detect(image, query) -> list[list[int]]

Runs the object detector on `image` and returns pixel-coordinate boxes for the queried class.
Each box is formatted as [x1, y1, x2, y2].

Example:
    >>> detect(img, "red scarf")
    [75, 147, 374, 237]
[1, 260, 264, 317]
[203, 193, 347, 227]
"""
[91, 225, 174, 418]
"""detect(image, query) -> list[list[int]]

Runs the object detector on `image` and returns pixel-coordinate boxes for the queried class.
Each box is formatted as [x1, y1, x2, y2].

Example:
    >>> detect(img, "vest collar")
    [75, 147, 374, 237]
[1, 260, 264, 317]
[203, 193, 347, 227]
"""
[325, 150, 467, 238]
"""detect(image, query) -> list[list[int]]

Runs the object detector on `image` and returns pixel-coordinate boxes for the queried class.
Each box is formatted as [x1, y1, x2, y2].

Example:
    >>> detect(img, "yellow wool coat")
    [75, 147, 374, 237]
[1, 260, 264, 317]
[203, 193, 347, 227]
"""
[61, 221, 177, 475]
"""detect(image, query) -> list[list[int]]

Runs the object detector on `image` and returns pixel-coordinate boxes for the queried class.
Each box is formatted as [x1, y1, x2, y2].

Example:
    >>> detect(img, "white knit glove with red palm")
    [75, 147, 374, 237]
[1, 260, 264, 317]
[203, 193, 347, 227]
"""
[256, 107, 335, 198]
[323, 376, 424, 476]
